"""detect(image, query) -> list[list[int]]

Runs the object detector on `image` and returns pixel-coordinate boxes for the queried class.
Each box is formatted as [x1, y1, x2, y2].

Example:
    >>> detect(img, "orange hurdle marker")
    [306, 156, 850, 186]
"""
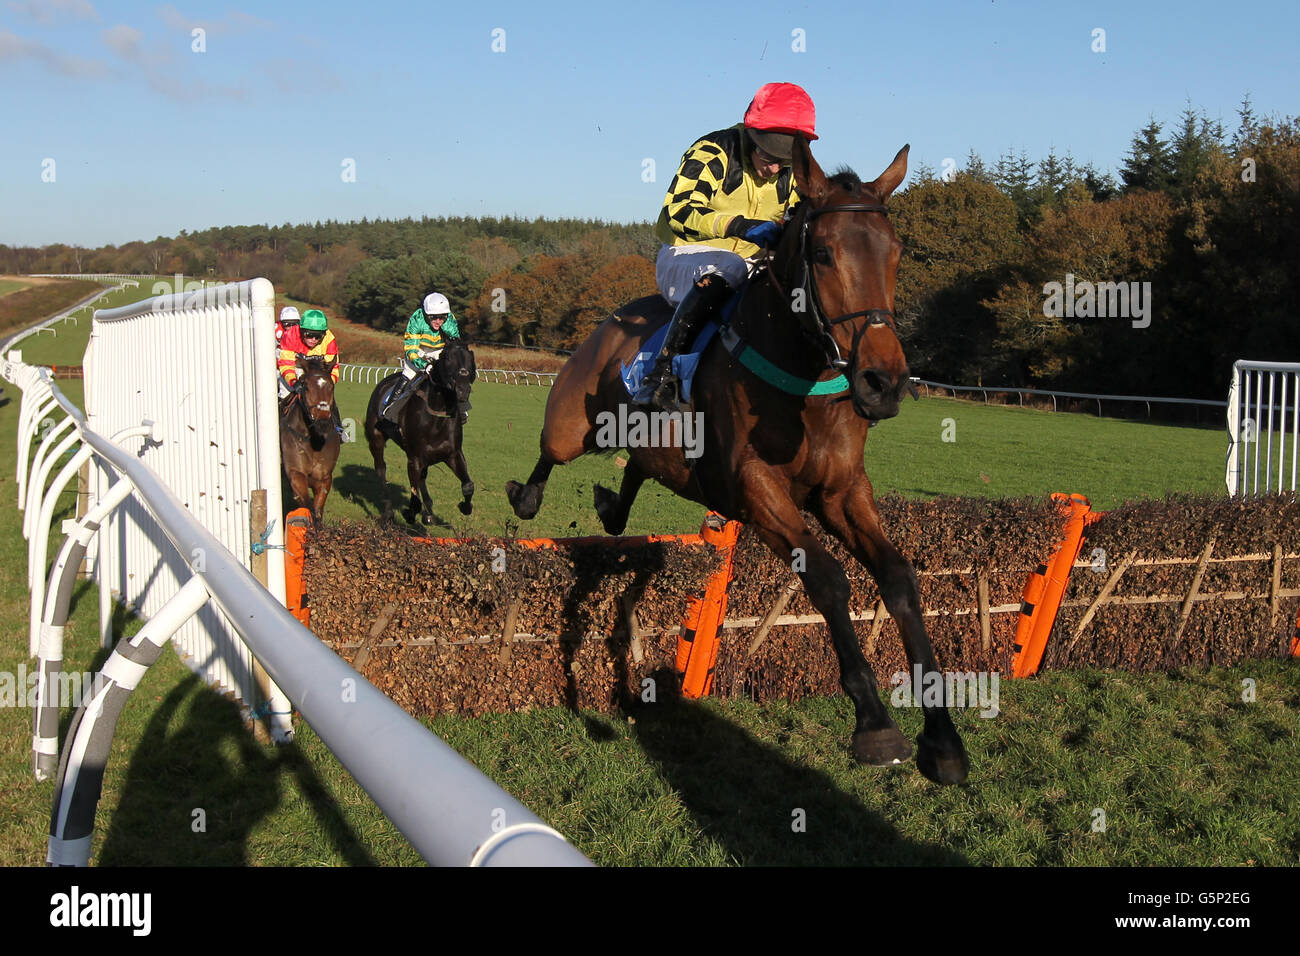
[283, 508, 313, 627]
[676, 514, 742, 698]
[1011, 493, 1092, 678]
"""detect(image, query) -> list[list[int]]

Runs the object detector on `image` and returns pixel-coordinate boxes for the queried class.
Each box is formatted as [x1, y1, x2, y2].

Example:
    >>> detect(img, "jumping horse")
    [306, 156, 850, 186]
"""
[363, 340, 476, 525]
[279, 354, 342, 522]
[506, 138, 969, 785]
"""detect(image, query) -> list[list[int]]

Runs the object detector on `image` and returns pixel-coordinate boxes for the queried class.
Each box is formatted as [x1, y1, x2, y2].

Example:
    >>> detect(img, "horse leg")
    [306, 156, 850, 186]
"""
[313, 472, 333, 523]
[742, 470, 910, 766]
[288, 469, 313, 518]
[594, 461, 645, 536]
[408, 458, 435, 525]
[369, 431, 393, 523]
[445, 448, 474, 516]
[818, 480, 970, 786]
[506, 404, 593, 520]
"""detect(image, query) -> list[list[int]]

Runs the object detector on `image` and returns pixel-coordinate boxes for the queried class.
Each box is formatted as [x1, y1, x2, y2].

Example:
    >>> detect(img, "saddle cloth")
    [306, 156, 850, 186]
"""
[619, 291, 741, 403]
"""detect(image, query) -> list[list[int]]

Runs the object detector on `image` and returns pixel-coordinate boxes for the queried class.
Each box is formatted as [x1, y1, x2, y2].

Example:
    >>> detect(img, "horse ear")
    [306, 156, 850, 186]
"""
[791, 135, 829, 205]
[869, 144, 910, 202]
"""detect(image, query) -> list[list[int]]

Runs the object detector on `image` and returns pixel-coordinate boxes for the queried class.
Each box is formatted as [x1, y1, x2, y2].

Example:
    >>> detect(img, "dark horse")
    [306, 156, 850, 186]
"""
[280, 354, 342, 522]
[506, 139, 968, 785]
[363, 340, 476, 524]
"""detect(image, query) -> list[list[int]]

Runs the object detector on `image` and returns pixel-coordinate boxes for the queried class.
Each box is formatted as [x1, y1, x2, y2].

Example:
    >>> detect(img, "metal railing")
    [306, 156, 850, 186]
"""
[913, 378, 1226, 418]
[1226, 360, 1300, 497]
[337, 364, 559, 387]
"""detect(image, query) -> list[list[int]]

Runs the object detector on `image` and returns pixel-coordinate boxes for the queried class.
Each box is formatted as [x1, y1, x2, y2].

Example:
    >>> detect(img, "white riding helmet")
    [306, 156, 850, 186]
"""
[422, 292, 450, 317]
[279, 306, 300, 325]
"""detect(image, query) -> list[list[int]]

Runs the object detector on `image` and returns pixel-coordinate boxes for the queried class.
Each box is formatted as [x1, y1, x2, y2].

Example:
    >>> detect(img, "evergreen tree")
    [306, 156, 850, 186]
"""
[1119, 119, 1174, 193]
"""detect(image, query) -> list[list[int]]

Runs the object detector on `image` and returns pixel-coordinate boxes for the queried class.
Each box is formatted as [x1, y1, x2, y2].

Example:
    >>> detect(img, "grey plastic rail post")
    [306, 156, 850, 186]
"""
[33, 476, 135, 781]
[49, 576, 213, 866]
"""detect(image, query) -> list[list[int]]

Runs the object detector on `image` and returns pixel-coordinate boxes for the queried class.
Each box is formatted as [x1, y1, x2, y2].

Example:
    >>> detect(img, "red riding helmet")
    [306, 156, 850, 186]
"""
[743, 82, 818, 140]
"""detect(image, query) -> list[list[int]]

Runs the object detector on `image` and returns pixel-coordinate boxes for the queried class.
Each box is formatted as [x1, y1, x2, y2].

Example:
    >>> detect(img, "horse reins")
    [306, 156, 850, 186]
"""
[797, 202, 897, 369]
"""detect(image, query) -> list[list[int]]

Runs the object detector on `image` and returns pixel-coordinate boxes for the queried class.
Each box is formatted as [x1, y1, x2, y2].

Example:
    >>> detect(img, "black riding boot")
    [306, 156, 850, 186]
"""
[633, 273, 731, 409]
[382, 374, 419, 423]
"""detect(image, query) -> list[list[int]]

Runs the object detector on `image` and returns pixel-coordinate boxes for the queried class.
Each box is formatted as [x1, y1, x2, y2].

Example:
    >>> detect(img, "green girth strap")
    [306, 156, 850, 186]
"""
[718, 324, 849, 396]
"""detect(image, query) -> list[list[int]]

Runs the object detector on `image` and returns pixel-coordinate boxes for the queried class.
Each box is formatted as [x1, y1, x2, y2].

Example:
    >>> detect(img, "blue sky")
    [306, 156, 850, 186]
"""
[1, 0, 1296, 247]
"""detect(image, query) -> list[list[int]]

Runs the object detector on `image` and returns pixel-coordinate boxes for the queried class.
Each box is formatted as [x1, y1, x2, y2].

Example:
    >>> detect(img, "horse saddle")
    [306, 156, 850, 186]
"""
[620, 292, 741, 403]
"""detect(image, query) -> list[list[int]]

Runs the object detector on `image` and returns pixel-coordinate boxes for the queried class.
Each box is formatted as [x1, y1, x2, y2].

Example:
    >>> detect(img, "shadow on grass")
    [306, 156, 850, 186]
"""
[622, 680, 969, 866]
[333, 462, 457, 528]
[98, 675, 377, 866]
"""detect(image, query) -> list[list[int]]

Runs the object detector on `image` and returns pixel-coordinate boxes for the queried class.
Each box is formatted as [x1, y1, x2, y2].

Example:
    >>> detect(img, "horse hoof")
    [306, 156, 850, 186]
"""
[593, 484, 625, 535]
[421, 513, 433, 526]
[917, 735, 970, 786]
[852, 727, 913, 767]
[458, 500, 473, 516]
[505, 480, 539, 520]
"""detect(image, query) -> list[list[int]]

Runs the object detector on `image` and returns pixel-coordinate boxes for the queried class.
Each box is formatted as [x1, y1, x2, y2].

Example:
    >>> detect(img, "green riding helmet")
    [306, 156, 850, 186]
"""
[301, 309, 329, 333]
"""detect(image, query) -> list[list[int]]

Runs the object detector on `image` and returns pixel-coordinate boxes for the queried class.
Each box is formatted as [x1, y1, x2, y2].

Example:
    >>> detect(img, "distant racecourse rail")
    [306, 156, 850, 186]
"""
[338, 363, 558, 387]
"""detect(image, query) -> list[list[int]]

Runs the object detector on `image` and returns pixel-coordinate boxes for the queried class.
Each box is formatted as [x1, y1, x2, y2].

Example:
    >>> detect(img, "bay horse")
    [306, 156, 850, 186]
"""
[363, 340, 476, 524]
[280, 354, 342, 522]
[506, 139, 969, 785]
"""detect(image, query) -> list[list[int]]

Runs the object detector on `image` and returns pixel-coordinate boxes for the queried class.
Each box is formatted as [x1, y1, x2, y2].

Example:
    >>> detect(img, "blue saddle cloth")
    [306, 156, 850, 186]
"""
[620, 291, 741, 402]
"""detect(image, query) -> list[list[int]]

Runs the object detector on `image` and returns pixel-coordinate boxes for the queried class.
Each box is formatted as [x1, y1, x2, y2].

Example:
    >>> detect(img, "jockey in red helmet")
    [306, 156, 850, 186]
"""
[634, 82, 818, 410]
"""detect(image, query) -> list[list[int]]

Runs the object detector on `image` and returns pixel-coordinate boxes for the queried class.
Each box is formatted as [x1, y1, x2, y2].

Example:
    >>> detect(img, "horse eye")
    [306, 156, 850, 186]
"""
[813, 247, 833, 265]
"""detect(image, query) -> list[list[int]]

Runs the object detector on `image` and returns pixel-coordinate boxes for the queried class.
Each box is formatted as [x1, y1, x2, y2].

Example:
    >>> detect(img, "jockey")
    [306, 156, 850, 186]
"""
[380, 291, 467, 424]
[274, 306, 300, 345]
[278, 307, 340, 393]
[633, 81, 817, 409]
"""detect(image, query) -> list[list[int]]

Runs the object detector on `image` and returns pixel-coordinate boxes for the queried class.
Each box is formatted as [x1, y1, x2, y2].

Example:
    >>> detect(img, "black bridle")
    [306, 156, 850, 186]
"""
[787, 202, 898, 370]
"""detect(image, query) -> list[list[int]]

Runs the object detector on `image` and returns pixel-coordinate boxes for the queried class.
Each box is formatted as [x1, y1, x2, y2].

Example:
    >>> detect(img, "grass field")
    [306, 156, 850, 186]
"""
[1, 288, 1296, 867]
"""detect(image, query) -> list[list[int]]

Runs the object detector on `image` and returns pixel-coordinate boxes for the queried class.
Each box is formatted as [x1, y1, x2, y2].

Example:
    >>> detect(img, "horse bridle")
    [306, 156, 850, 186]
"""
[788, 202, 898, 371]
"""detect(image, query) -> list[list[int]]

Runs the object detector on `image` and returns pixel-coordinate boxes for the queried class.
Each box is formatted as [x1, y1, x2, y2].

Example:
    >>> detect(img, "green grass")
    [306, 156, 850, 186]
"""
[13, 278, 165, 368]
[0, 280, 33, 299]
[1, 302, 1293, 867]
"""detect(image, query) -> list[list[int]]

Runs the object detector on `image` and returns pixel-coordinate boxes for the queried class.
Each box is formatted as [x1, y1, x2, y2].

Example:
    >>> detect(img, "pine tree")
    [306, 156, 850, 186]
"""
[1231, 93, 1258, 153]
[1169, 102, 1223, 199]
[1119, 119, 1174, 193]
[963, 148, 993, 183]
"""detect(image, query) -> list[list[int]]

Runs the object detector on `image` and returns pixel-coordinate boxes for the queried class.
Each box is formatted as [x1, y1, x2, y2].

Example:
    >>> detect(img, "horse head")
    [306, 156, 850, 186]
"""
[778, 137, 912, 421]
[430, 340, 477, 410]
[295, 354, 337, 423]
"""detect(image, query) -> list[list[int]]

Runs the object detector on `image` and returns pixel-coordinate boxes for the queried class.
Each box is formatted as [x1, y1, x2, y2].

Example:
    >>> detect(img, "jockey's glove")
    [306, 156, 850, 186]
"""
[727, 218, 782, 248]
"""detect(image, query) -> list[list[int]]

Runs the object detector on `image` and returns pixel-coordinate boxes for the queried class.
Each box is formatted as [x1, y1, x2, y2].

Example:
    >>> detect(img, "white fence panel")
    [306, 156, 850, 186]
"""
[85, 278, 289, 731]
[1226, 360, 1300, 497]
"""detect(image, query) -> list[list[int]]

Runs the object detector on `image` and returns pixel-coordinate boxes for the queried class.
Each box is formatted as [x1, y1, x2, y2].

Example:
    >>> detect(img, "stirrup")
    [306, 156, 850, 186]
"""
[639, 372, 684, 412]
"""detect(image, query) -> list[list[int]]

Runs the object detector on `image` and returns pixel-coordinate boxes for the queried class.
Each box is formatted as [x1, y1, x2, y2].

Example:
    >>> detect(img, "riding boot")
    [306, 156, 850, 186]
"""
[382, 374, 418, 423]
[633, 273, 731, 409]
[331, 402, 344, 437]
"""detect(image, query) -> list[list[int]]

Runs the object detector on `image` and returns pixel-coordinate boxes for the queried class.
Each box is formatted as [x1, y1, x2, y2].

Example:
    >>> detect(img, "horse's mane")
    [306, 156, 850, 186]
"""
[827, 166, 882, 202]
[298, 354, 334, 370]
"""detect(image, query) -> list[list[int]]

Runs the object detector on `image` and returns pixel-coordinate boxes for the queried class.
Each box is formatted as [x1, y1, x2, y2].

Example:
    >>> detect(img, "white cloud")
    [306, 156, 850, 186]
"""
[6, 0, 99, 24]
[155, 3, 272, 35]
[0, 27, 108, 76]
[100, 23, 143, 61]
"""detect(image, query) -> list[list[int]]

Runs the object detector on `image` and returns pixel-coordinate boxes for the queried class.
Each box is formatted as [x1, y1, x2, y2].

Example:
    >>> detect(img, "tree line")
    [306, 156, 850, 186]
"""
[3, 97, 1294, 400]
